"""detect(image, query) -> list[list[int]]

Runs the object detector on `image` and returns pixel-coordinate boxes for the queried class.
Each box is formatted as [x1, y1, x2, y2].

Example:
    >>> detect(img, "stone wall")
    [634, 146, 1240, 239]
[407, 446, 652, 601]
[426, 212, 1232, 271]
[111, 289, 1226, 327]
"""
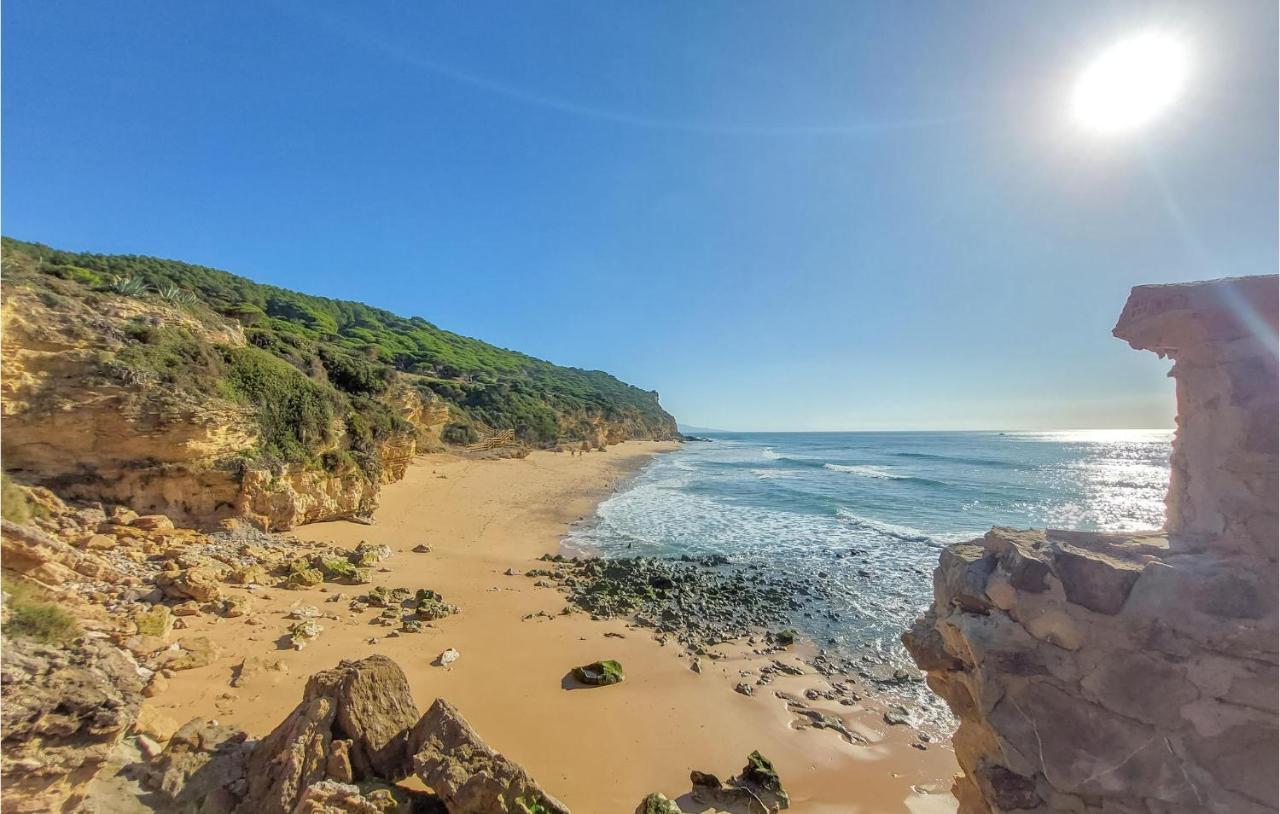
[904, 275, 1278, 813]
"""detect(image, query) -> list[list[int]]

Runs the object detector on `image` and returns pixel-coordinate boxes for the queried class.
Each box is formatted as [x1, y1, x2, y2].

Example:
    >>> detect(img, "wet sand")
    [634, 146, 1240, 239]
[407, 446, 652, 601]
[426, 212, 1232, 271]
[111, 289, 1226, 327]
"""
[151, 441, 958, 813]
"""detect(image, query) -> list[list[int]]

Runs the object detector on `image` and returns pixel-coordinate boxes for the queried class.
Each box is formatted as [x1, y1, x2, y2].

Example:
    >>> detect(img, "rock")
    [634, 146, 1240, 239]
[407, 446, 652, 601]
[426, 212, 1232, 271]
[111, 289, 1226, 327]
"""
[411, 545, 431, 554]
[134, 705, 181, 742]
[222, 595, 253, 618]
[0, 636, 145, 814]
[228, 563, 272, 585]
[572, 659, 624, 686]
[172, 600, 202, 617]
[690, 752, 789, 813]
[163, 636, 221, 671]
[290, 779, 427, 814]
[413, 589, 458, 621]
[637, 792, 681, 814]
[905, 277, 1280, 814]
[132, 514, 176, 531]
[134, 604, 175, 638]
[157, 567, 224, 603]
[352, 542, 392, 567]
[773, 629, 797, 647]
[285, 562, 326, 589]
[144, 673, 170, 698]
[239, 656, 423, 814]
[734, 682, 754, 697]
[144, 718, 251, 814]
[411, 698, 571, 814]
[435, 648, 459, 667]
[317, 557, 370, 585]
[289, 621, 324, 650]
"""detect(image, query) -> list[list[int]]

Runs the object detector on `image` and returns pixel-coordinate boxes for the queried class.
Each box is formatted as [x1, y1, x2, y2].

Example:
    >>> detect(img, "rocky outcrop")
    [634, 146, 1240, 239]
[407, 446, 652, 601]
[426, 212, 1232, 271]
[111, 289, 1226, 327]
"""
[688, 751, 790, 814]
[141, 655, 568, 814]
[0, 635, 146, 813]
[905, 275, 1278, 814]
[411, 698, 571, 814]
[0, 284, 447, 531]
[237, 656, 421, 814]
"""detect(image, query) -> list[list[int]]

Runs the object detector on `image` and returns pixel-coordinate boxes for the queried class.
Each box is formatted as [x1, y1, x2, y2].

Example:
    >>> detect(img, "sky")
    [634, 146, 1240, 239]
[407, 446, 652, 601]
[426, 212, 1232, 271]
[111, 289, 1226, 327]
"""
[3, 1, 1276, 431]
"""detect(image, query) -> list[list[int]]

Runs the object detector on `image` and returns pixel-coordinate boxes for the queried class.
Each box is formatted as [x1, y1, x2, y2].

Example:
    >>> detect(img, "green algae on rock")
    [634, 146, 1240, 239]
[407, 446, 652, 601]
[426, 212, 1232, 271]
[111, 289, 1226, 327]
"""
[572, 659, 625, 686]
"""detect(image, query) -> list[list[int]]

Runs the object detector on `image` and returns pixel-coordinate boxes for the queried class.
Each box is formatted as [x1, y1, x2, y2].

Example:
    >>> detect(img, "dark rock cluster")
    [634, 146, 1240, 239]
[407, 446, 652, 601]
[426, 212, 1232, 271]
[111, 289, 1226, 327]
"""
[529, 554, 820, 653]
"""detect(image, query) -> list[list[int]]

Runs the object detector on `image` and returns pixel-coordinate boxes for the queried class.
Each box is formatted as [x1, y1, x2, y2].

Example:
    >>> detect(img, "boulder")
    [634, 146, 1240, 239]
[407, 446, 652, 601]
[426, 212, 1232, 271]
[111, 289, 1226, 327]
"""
[237, 656, 422, 814]
[157, 567, 224, 603]
[144, 718, 252, 814]
[0, 635, 145, 814]
[689, 752, 789, 814]
[571, 659, 624, 686]
[637, 792, 682, 814]
[132, 514, 177, 531]
[290, 779, 432, 813]
[411, 698, 570, 814]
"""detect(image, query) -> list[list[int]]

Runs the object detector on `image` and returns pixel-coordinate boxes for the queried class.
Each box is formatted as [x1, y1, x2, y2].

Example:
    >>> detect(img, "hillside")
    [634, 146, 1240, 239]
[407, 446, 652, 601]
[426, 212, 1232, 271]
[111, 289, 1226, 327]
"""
[0, 237, 676, 528]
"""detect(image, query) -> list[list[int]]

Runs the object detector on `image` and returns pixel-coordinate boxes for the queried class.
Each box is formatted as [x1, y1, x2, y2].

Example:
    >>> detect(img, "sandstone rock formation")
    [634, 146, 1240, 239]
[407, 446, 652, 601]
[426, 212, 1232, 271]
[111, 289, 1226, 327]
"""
[134, 655, 569, 814]
[238, 655, 422, 814]
[0, 635, 146, 813]
[905, 275, 1278, 814]
[411, 698, 571, 814]
[688, 751, 790, 814]
[0, 281, 449, 531]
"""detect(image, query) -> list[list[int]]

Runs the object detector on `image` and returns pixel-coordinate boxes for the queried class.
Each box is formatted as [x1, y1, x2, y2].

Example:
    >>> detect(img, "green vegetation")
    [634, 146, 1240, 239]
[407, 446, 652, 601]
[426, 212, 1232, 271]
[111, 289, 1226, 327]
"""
[2, 237, 675, 479]
[1, 474, 48, 525]
[2, 578, 80, 644]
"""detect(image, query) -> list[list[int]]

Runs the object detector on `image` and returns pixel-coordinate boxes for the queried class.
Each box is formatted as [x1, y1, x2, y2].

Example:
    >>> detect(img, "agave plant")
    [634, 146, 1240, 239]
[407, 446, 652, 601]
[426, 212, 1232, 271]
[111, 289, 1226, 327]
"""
[109, 274, 149, 296]
[154, 284, 198, 305]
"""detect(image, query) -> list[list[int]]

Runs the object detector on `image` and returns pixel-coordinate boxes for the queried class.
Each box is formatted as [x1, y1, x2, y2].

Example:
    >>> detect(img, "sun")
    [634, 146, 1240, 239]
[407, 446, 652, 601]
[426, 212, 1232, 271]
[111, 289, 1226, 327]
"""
[1072, 32, 1189, 134]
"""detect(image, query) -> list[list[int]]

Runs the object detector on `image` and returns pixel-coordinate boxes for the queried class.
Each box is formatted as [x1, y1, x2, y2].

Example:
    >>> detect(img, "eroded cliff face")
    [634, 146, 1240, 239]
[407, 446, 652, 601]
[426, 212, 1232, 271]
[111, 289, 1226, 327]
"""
[1, 284, 448, 530]
[904, 275, 1278, 814]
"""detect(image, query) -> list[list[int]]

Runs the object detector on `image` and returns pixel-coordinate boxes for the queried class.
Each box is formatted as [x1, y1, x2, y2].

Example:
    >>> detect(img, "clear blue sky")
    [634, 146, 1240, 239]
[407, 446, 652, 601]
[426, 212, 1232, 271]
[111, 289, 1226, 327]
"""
[4, 1, 1275, 430]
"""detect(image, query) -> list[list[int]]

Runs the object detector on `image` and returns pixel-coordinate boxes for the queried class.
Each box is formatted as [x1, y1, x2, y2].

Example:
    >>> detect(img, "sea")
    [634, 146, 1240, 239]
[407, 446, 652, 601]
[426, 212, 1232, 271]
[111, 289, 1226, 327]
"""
[564, 430, 1173, 726]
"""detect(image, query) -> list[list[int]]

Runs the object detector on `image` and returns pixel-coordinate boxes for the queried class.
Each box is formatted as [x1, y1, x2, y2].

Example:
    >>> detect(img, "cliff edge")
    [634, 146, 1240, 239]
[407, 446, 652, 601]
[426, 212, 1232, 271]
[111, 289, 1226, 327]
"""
[904, 275, 1278, 813]
[0, 238, 677, 530]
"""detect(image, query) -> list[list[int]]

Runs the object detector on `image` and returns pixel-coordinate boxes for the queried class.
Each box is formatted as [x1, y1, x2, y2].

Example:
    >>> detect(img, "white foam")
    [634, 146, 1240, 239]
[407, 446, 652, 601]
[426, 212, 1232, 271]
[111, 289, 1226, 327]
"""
[836, 508, 935, 543]
[824, 463, 907, 479]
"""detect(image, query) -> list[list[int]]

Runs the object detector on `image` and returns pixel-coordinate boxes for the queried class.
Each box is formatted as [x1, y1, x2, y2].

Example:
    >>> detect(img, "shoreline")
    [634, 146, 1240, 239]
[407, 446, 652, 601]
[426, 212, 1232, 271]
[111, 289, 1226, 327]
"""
[144, 440, 958, 813]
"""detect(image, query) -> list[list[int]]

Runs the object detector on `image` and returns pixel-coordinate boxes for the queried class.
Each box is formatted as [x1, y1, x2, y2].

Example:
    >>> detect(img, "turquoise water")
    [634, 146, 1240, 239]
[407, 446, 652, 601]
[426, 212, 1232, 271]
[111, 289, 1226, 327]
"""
[565, 430, 1172, 716]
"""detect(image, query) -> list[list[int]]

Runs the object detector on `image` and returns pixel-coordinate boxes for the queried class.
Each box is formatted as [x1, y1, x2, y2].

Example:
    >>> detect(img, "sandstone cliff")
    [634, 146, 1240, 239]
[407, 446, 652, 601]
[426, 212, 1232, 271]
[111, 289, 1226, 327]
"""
[904, 275, 1278, 813]
[1, 238, 677, 530]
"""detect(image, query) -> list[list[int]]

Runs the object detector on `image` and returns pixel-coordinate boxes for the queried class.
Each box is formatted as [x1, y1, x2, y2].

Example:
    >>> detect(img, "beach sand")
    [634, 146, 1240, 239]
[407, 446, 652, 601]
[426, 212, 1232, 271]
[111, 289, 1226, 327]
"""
[150, 441, 958, 813]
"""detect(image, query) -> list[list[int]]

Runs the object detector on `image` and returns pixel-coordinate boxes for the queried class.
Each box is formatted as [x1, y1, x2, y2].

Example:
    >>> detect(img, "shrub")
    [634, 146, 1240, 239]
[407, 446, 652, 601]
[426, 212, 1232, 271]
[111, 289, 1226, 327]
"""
[442, 422, 479, 446]
[221, 346, 338, 465]
[1, 474, 47, 524]
[2, 578, 80, 644]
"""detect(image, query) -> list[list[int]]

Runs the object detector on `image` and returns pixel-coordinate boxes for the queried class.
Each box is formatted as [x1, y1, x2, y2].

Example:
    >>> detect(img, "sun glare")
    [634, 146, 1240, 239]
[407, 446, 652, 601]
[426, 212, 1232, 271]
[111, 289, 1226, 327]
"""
[1072, 32, 1189, 134]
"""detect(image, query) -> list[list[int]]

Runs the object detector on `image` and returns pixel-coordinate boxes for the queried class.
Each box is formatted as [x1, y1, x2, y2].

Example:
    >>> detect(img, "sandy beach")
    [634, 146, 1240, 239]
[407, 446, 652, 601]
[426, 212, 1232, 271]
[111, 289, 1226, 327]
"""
[147, 441, 958, 813]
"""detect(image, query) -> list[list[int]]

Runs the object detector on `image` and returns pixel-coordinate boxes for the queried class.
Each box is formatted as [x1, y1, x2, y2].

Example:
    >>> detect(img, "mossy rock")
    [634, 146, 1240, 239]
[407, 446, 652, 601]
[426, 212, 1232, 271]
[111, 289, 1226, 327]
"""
[742, 750, 783, 793]
[572, 659, 624, 686]
[364, 586, 411, 607]
[638, 793, 680, 814]
[285, 567, 324, 589]
[351, 542, 391, 566]
[317, 557, 371, 584]
[318, 557, 358, 580]
[415, 597, 459, 621]
[135, 605, 173, 638]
